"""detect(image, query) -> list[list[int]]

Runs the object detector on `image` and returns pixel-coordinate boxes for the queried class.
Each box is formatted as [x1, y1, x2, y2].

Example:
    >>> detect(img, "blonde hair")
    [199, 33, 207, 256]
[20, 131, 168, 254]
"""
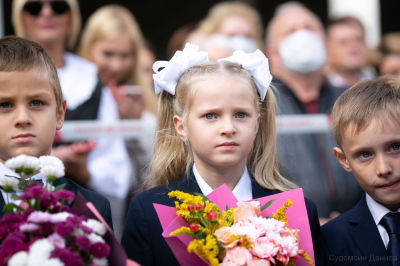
[78, 4, 157, 114]
[331, 76, 400, 150]
[199, 2, 264, 49]
[12, 0, 81, 51]
[147, 61, 297, 192]
[0, 36, 63, 110]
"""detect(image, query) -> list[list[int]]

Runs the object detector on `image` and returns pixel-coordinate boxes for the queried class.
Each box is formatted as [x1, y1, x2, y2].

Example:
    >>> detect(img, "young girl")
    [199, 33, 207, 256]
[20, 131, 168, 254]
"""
[121, 44, 325, 266]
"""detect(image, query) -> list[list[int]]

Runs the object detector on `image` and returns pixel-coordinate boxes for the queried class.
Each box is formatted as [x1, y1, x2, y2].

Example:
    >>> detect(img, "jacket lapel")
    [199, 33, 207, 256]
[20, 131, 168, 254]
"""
[0, 194, 5, 217]
[175, 170, 202, 194]
[250, 175, 280, 199]
[349, 195, 390, 266]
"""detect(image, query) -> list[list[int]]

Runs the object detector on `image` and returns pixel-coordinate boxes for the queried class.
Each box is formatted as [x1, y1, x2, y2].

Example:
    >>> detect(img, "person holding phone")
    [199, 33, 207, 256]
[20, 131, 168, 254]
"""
[78, 4, 158, 239]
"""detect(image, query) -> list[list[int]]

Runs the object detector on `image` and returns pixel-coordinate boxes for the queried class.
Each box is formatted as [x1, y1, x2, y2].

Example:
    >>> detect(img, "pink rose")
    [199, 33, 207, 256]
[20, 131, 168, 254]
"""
[247, 259, 271, 266]
[224, 247, 253, 265]
[234, 201, 261, 224]
[215, 227, 239, 249]
[280, 228, 300, 243]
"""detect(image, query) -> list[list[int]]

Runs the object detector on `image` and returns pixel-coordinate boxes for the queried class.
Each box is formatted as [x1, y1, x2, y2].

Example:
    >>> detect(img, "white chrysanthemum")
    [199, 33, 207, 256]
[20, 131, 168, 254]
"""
[8, 251, 28, 266]
[26, 253, 49, 266]
[92, 258, 108, 266]
[87, 232, 105, 243]
[29, 239, 55, 256]
[39, 156, 65, 170]
[0, 175, 20, 192]
[72, 228, 84, 237]
[83, 219, 107, 236]
[42, 259, 64, 266]
[24, 156, 40, 171]
[50, 212, 72, 223]
[40, 166, 65, 179]
[5, 155, 28, 170]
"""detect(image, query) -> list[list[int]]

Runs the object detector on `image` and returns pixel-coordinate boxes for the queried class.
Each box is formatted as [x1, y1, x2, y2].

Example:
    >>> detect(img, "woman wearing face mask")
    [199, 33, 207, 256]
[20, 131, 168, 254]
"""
[265, 2, 364, 224]
[12, 0, 131, 224]
[78, 5, 158, 239]
[199, 2, 263, 51]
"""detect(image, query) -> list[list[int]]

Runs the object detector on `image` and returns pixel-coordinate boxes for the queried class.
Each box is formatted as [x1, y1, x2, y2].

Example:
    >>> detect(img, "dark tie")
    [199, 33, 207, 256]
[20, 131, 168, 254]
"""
[380, 212, 400, 266]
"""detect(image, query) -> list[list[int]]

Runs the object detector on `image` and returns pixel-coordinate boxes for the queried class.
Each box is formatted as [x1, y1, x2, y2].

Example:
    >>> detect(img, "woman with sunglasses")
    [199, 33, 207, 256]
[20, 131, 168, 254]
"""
[11, 0, 132, 215]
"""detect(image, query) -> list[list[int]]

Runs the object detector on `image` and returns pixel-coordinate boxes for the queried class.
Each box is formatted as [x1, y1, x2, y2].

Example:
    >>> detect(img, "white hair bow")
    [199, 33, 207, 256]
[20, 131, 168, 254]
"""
[152, 43, 209, 95]
[218, 49, 273, 101]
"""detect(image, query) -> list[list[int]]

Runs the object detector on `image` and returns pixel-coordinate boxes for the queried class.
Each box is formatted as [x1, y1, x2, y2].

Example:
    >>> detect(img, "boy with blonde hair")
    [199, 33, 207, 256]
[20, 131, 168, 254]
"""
[323, 76, 400, 265]
[0, 36, 112, 228]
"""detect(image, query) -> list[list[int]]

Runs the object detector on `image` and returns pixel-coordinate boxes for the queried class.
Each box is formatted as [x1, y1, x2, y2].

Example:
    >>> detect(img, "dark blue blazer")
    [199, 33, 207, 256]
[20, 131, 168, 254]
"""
[121, 171, 325, 266]
[322, 194, 391, 266]
[0, 177, 113, 230]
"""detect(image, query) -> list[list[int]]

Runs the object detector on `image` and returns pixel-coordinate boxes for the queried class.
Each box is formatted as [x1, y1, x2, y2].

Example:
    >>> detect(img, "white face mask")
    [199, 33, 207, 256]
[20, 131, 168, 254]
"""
[278, 29, 326, 75]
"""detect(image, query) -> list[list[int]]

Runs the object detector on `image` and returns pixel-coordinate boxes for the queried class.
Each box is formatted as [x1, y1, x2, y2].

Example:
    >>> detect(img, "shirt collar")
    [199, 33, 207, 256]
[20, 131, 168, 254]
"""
[192, 164, 252, 202]
[366, 194, 400, 225]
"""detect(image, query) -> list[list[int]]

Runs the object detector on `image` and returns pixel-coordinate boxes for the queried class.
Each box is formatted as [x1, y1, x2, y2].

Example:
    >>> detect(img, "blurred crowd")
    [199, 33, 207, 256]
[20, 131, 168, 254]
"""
[9, 0, 400, 240]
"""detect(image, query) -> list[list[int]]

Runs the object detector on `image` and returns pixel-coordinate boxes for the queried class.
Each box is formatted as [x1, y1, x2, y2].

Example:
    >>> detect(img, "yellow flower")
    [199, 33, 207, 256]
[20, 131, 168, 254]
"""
[300, 251, 314, 265]
[169, 191, 205, 222]
[170, 227, 193, 237]
[187, 236, 219, 266]
[272, 200, 293, 226]
[229, 235, 252, 249]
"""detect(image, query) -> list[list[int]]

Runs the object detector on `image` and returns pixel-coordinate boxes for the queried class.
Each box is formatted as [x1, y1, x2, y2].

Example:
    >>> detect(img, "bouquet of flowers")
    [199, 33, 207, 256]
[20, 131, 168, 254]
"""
[0, 155, 110, 266]
[155, 185, 315, 266]
[167, 191, 313, 266]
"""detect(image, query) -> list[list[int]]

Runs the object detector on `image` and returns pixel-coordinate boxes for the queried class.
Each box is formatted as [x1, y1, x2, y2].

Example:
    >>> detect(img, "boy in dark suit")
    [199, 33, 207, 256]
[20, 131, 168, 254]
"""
[0, 36, 112, 229]
[322, 76, 400, 266]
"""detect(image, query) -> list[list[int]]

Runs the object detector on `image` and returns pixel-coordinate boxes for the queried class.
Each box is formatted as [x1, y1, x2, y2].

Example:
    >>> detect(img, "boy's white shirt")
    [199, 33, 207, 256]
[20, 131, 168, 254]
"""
[0, 163, 46, 206]
[366, 194, 400, 249]
[193, 163, 252, 202]
[57, 52, 131, 199]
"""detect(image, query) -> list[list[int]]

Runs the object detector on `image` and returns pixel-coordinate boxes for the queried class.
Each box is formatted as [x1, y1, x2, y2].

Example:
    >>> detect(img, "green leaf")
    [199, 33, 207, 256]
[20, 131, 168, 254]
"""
[217, 241, 225, 255]
[194, 230, 206, 240]
[260, 198, 279, 212]
[53, 184, 66, 192]
[4, 203, 23, 213]
[194, 193, 211, 203]
[226, 205, 228, 212]
[263, 216, 273, 219]
[10, 194, 20, 200]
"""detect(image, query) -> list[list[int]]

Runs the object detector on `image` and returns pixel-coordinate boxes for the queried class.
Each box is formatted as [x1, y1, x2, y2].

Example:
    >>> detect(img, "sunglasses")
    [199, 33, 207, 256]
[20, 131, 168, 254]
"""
[23, 1, 70, 16]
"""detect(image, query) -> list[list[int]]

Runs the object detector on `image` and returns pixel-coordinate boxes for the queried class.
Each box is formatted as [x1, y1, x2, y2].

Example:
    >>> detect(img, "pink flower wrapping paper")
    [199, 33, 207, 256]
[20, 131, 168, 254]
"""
[154, 185, 314, 266]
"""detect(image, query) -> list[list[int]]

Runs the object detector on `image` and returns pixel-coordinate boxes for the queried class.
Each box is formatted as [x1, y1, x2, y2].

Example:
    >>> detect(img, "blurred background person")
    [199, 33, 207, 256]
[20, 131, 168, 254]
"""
[78, 4, 158, 240]
[265, 1, 363, 224]
[325, 16, 375, 88]
[139, 40, 159, 88]
[166, 22, 205, 60]
[12, 0, 131, 205]
[199, 2, 263, 50]
[375, 32, 400, 83]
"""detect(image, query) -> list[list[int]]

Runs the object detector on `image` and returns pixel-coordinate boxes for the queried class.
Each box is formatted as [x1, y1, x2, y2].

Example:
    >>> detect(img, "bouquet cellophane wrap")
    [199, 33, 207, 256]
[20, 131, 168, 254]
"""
[71, 192, 140, 266]
[154, 185, 314, 266]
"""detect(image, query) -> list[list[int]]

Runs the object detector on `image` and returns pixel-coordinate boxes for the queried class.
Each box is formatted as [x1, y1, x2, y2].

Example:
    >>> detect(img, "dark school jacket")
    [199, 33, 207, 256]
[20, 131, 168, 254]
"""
[121, 170, 325, 266]
[322, 194, 392, 266]
[0, 177, 113, 230]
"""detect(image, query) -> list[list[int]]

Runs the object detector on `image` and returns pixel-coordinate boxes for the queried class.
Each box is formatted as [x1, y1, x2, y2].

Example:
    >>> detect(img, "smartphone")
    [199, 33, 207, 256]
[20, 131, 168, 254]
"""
[123, 85, 143, 102]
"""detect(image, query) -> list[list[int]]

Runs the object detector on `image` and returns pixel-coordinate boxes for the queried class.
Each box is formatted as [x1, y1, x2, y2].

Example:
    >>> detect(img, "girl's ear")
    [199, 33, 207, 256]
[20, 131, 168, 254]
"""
[173, 115, 186, 141]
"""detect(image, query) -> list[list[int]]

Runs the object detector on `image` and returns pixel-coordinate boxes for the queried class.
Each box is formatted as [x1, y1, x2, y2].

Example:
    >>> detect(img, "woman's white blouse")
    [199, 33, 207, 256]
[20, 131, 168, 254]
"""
[57, 52, 131, 199]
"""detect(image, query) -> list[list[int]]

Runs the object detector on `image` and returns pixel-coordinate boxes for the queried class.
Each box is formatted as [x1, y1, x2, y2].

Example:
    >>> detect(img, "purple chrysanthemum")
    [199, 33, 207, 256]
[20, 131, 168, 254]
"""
[4, 231, 26, 242]
[90, 242, 110, 258]
[54, 221, 74, 237]
[21, 209, 35, 222]
[2, 237, 26, 253]
[25, 183, 45, 198]
[40, 191, 58, 207]
[0, 247, 13, 266]
[51, 248, 84, 266]
[40, 222, 53, 237]
[2, 213, 22, 224]
[55, 189, 75, 204]
[76, 235, 91, 251]
[48, 233, 66, 248]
